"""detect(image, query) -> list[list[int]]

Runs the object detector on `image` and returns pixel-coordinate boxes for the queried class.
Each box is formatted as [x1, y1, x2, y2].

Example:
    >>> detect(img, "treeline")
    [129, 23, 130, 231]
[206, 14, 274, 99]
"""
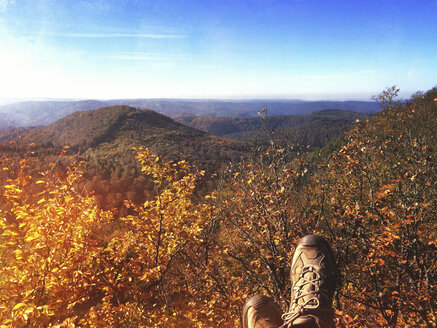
[179, 109, 371, 150]
[0, 87, 436, 327]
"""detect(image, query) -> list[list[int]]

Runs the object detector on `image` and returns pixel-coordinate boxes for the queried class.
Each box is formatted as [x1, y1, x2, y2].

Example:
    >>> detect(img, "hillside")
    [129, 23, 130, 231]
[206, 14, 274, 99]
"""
[2, 106, 246, 160]
[0, 118, 16, 131]
[0, 107, 374, 196]
[0, 106, 249, 208]
[0, 99, 380, 128]
[179, 109, 372, 148]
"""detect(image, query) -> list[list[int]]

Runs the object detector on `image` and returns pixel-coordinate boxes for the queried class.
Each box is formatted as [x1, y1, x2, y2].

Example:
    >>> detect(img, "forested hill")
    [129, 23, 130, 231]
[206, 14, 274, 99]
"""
[0, 105, 248, 170]
[179, 109, 371, 147]
[0, 106, 248, 208]
[0, 106, 375, 187]
[21, 105, 203, 148]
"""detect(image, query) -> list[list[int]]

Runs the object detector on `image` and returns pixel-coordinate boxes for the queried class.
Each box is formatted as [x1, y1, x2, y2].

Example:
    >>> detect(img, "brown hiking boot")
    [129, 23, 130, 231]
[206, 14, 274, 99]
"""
[242, 295, 284, 328]
[281, 235, 338, 328]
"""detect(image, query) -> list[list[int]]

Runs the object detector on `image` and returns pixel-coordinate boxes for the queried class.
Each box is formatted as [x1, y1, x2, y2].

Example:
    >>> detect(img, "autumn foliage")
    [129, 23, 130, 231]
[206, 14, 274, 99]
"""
[313, 87, 437, 327]
[0, 148, 215, 327]
[0, 87, 436, 327]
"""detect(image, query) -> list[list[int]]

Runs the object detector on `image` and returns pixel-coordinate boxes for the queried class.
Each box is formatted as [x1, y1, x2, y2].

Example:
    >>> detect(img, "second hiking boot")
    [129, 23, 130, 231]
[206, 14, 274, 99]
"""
[281, 235, 338, 328]
[242, 294, 284, 328]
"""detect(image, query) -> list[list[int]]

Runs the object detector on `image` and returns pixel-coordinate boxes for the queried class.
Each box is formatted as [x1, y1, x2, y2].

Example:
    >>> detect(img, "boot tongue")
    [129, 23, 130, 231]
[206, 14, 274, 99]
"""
[308, 272, 317, 292]
[302, 247, 319, 259]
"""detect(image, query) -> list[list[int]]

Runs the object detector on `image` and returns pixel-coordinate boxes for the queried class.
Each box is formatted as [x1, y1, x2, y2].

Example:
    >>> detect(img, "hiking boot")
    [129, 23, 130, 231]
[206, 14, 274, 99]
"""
[242, 294, 284, 328]
[281, 235, 338, 328]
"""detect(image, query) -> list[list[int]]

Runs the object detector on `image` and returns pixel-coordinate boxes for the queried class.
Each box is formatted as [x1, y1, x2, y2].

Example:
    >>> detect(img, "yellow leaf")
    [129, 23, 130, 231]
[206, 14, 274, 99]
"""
[14, 249, 23, 260]
[36, 180, 45, 184]
[25, 235, 38, 242]
[37, 198, 46, 204]
[12, 303, 26, 311]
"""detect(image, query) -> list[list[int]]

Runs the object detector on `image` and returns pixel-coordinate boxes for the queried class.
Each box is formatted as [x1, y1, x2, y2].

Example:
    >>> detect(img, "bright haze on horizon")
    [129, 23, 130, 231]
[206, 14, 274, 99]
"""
[0, 0, 436, 101]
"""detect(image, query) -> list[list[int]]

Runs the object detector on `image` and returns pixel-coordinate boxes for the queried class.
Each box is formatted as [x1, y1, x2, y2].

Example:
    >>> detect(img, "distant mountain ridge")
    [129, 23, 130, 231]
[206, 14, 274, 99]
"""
[0, 100, 107, 128]
[0, 99, 381, 129]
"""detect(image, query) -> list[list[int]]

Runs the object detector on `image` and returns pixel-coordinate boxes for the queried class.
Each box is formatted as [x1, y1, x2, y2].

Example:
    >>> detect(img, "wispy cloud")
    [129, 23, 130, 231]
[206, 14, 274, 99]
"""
[44, 32, 186, 39]
[110, 52, 186, 61]
[0, 0, 15, 13]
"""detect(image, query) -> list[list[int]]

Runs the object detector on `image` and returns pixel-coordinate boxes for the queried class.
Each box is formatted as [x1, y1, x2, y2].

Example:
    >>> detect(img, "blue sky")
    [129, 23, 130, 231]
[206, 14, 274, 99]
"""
[0, 0, 436, 100]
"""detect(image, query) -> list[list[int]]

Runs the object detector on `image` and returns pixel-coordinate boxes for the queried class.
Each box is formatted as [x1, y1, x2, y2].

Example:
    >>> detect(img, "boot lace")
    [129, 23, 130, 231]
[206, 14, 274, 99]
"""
[280, 265, 327, 328]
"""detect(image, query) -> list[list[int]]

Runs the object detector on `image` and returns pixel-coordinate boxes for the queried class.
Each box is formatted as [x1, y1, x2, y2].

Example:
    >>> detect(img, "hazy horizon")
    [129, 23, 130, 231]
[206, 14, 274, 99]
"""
[0, 95, 383, 104]
[1, 0, 436, 100]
